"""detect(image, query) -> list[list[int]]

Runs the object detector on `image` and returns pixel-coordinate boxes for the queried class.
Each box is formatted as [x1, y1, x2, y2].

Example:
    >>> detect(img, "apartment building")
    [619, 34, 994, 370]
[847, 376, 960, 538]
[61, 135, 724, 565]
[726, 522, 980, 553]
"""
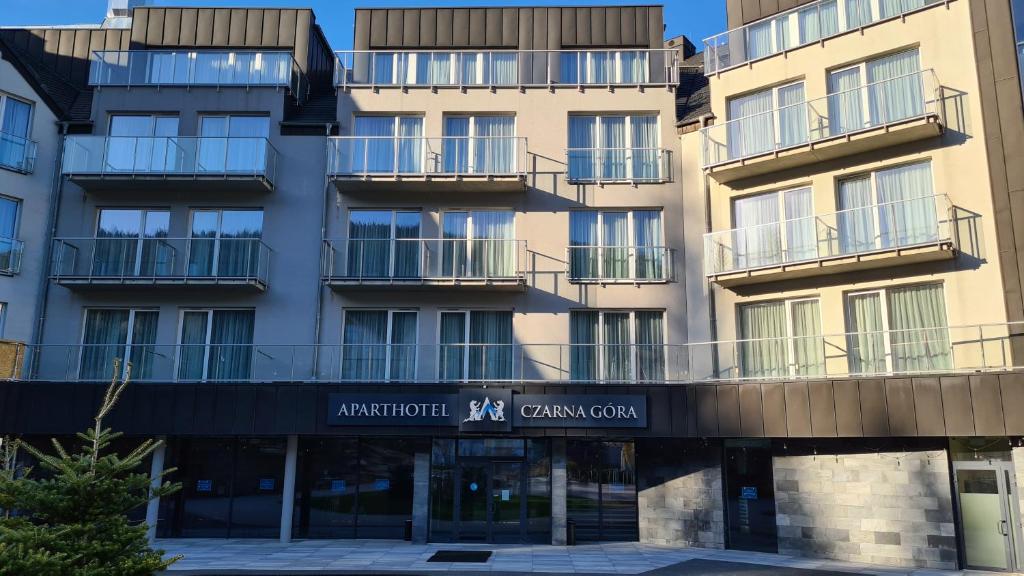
[1, 0, 1023, 572]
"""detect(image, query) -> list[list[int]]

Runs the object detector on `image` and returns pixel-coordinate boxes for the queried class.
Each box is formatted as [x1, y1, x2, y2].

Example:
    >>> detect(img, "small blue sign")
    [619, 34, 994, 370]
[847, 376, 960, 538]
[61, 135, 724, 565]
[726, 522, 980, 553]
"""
[469, 482, 479, 492]
[373, 478, 390, 491]
[196, 479, 212, 493]
[259, 478, 275, 491]
[740, 486, 758, 500]
[330, 480, 346, 493]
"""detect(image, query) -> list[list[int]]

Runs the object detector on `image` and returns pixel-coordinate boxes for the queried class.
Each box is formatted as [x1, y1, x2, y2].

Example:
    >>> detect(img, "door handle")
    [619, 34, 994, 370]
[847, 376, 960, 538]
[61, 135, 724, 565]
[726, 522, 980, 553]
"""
[998, 520, 1009, 536]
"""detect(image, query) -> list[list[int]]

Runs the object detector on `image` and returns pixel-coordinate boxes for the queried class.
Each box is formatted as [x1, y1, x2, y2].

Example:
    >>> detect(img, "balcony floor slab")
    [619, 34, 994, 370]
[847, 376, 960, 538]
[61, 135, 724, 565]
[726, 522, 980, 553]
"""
[325, 278, 526, 292]
[330, 175, 527, 194]
[54, 277, 267, 293]
[65, 174, 274, 193]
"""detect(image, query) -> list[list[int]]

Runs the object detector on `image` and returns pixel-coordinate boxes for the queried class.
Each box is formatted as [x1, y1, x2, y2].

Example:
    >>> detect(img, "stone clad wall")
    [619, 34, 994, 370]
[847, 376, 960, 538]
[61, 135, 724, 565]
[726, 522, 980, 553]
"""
[637, 440, 724, 548]
[773, 449, 957, 569]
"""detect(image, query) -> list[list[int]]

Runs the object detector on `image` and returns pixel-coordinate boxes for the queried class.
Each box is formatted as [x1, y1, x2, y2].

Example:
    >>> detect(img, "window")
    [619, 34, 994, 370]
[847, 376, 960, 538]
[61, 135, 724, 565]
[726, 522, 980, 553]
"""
[569, 210, 665, 281]
[846, 283, 951, 374]
[439, 310, 512, 381]
[369, 52, 517, 86]
[187, 209, 263, 278]
[351, 116, 424, 174]
[737, 298, 823, 378]
[92, 208, 170, 277]
[566, 440, 637, 542]
[558, 51, 649, 84]
[107, 115, 179, 172]
[177, 309, 255, 381]
[80, 308, 158, 381]
[0, 93, 33, 171]
[441, 211, 516, 279]
[837, 161, 938, 254]
[726, 82, 806, 159]
[198, 115, 270, 173]
[568, 114, 659, 181]
[0, 196, 20, 274]
[570, 310, 664, 382]
[827, 49, 923, 136]
[341, 310, 417, 382]
[442, 115, 516, 174]
[731, 187, 815, 269]
[346, 210, 421, 279]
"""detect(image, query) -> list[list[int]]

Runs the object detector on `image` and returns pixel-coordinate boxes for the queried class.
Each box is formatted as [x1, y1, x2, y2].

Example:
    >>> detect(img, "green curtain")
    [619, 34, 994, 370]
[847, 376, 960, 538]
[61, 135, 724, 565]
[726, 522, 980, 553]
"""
[347, 211, 392, 279]
[470, 211, 514, 278]
[570, 311, 599, 381]
[80, 309, 130, 380]
[127, 311, 158, 380]
[441, 212, 468, 278]
[207, 310, 254, 381]
[389, 312, 417, 381]
[468, 311, 512, 380]
[187, 210, 219, 277]
[569, 212, 599, 280]
[867, 49, 922, 125]
[342, 310, 389, 381]
[177, 311, 208, 380]
[602, 213, 629, 279]
[847, 293, 888, 374]
[439, 312, 466, 382]
[739, 302, 788, 378]
[603, 313, 632, 381]
[875, 162, 937, 247]
[599, 116, 627, 179]
[888, 284, 951, 372]
[474, 116, 515, 174]
[791, 300, 824, 376]
[635, 312, 665, 382]
[784, 188, 816, 262]
[633, 211, 664, 280]
[629, 115, 658, 180]
[733, 192, 781, 269]
[216, 210, 263, 278]
[393, 211, 421, 278]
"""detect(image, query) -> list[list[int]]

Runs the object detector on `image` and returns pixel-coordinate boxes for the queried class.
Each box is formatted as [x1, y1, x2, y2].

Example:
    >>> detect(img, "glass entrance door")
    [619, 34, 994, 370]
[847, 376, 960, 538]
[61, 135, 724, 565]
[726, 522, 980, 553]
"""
[455, 460, 525, 542]
[955, 462, 1023, 571]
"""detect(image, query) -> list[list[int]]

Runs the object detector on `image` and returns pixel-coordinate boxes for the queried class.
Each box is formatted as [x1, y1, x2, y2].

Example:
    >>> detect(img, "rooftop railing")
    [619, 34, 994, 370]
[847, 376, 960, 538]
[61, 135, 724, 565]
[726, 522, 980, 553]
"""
[88, 50, 305, 98]
[51, 237, 271, 288]
[334, 49, 679, 88]
[566, 246, 674, 283]
[704, 0, 945, 74]
[322, 238, 528, 284]
[61, 135, 278, 186]
[704, 194, 955, 276]
[327, 135, 528, 179]
[566, 147, 673, 183]
[701, 69, 941, 168]
[10, 322, 1024, 383]
[0, 131, 38, 174]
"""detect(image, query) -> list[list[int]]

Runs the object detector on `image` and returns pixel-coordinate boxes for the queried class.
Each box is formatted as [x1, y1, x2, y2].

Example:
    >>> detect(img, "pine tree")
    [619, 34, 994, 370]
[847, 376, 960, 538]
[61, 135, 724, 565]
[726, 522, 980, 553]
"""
[0, 359, 182, 576]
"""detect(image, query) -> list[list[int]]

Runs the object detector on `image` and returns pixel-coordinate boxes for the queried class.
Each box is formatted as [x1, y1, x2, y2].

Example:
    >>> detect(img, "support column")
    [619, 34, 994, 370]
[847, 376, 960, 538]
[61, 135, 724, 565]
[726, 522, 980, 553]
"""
[551, 438, 567, 545]
[279, 435, 298, 543]
[145, 436, 167, 544]
[411, 451, 430, 543]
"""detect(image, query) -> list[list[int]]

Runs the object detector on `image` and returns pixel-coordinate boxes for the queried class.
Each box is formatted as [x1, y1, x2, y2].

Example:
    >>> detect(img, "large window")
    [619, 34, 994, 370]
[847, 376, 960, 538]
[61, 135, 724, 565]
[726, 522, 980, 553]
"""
[79, 308, 158, 381]
[368, 52, 517, 86]
[92, 208, 170, 277]
[737, 298, 823, 379]
[107, 114, 179, 172]
[346, 210, 421, 279]
[568, 114, 659, 181]
[177, 309, 255, 381]
[0, 92, 33, 171]
[351, 116, 424, 174]
[442, 115, 516, 174]
[439, 310, 512, 381]
[726, 82, 806, 159]
[558, 51, 649, 84]
[570, 310, 664, 382]
[731, 188, 815, 269]
[846, 283, 951, 374]
[569, 210, 665, 281]
[442, 210, 515, 279]
[0, 196, 20, 274]
[837, 161, 937, 254]
[198, 115, 270, 173]
[187, 209, 263, 278]
[341, 310, 417, 382]
[827, 49, 922, 136]
[566, 441, 637, 542]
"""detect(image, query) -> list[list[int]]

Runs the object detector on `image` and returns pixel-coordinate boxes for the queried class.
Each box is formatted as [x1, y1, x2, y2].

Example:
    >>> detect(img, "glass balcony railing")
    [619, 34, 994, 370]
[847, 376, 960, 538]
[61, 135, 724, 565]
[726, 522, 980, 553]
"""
[322, 238, 527, 284]
[0, 131, 38, 173]
[61, 136, 278, 184]
[9, 322, 1024, 383]
[51, 237, 271, 288]
[327, 136, 528, 178]
[704, 194, 954, 276]
[704, 0, 945, 74]
[334, 49, 679, 88]
[0, 237, 24, 275]
[701, 69, 941, 168]
[566, 147, 672, 183]
[89, 50, 304, 96]
[566, 246, 674, 282]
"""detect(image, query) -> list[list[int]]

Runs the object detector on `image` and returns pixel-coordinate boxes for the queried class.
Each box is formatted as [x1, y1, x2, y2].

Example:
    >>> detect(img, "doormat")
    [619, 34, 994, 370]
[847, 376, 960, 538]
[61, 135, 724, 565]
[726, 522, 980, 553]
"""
[427, 550, 493, 563]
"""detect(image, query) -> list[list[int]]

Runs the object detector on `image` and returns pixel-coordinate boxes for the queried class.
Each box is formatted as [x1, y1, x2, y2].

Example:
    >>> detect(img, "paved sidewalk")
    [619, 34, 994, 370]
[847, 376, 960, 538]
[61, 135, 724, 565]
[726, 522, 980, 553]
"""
[157, 539, 1005, 575]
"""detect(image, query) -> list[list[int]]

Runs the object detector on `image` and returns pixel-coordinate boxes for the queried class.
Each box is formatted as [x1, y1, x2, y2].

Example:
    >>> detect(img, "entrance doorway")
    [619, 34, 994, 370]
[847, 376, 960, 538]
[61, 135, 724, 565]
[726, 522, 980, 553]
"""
[723, 440, 778, 553]
[456, 460, 526, 542]
[954, 460, 1023, 571]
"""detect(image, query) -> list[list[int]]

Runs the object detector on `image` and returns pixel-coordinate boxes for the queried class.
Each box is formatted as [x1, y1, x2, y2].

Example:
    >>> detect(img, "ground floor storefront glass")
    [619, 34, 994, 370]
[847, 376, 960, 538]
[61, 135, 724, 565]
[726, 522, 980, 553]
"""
[566, 440, 638, 542]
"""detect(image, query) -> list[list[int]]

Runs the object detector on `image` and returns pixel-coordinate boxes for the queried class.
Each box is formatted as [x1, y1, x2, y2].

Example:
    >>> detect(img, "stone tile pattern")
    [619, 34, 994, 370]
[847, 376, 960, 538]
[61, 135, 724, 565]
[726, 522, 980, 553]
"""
[773, 450, 957, 570]
[637, 441, 724, 548]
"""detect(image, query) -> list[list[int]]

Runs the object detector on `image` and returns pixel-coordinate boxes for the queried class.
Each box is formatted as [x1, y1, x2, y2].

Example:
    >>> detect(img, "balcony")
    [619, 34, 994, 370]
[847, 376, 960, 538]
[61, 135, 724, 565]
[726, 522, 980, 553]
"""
[322, 238, 527, 291]
[89, 50, 304, 97]
[334, 49, 679, 89]
[704, 0, 945, 74]
[11, 322, 1024, 383]
[61, 136, 278, 192]
[566, 246, 674, 283]
[566, 147, 673, 184]
[327, 136, 528, 193]
[51, 237, 270, 292]
[0, 131, 38, 174]
[701, 70, 943, 183]
[705, 195, 957, 287]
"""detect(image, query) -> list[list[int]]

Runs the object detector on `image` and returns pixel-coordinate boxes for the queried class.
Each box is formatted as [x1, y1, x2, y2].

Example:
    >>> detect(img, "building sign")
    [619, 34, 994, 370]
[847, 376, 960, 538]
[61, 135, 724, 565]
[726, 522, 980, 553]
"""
[326, 391, 646, 430]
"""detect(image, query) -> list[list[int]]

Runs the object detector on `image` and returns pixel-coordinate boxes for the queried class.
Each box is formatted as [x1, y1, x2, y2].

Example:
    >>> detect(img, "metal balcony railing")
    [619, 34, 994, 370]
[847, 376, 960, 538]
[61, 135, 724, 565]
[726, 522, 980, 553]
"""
[61, 135, 278, 185]
[0, 131, 38, 173]
[703, 0, 945, 74]
[51, 237, 271, 288]
[566, 246, 674, 282]
[327, 136, 528, 178]
[565, 147, 673, 184]
[334, 49, 679, 88]
[322, 238, 527, 284]
[10, 322, 1024, 383]
[88, 50, 305, 98]
[704, 194, 955, 276]
[0, 237, 24, 275]
[701, 69, 942, 168]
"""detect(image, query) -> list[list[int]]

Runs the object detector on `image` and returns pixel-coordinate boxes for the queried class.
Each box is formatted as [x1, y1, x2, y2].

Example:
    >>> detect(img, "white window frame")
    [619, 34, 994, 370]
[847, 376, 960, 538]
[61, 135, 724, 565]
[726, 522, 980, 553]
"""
[570, 209, 665, 281]
[0, 92, 34, 141]
[351, 115, 425, 174]
[80, 307, 157, 380]
[93, 208, 169, 277]
[441, 114, 517, 174]
[341, 308, 419, 382]
[347, 209, 422, 278]
[570, 309, 667, 382]
[567, 113, 661, 183]
[186, 208, 264, 277]
[828, 48, 921, 130]
[174, 308, 255, 382]
[730, 186, 814, 265]
[727, 80, 805, 140]
[440, 209, 516, 277]
[736, 297, 823, 378]
[835, 159, 936, 252]
[436, 309, 513, 381]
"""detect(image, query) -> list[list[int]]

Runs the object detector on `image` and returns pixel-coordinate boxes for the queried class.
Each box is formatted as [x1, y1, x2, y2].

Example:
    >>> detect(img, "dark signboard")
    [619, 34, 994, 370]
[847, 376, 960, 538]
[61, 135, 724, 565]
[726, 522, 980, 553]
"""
[513, 394, 647, 428]
[457, 388, 513, 433]
[327, 393, 458, 426]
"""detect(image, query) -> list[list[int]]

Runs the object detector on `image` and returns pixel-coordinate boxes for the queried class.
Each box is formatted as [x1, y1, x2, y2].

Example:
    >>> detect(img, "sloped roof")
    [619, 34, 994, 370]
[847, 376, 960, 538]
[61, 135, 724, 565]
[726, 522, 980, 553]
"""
[676, 51, 710, 127]
[0, 34, 91, 123]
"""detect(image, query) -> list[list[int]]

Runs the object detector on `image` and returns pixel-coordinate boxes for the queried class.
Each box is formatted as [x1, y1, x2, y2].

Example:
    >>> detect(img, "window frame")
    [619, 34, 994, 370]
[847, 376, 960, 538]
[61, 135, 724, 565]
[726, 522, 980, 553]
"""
[566, 113, 661, 183]
[174, 307, 256, 382]
[0, 92, 34, 140]
[92, 207, 170, 277]
[569, 309, 667, 382]
[341, 308, 419, 382]
[569, 209, 666, 282]
[186, 208, 264, 277]
[441, 113, 517, 174]
[730, 186, 815, 267]
[826, 47, 922, 129]
[736, 296, 823, 378]
[436, 309, 514, 381]
[79, 307, 159, 380]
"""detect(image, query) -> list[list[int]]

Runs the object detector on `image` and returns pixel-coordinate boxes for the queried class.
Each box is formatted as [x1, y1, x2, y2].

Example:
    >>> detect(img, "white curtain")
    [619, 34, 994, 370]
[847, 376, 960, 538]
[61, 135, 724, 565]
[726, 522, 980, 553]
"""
[568, 116, 597, 180]
[397, 116, 423, 173]
[784, 188, 817, 262]
[342, 310, 389, 381]
[559, 52, 580, 84]
[0, 197, 18, 273]
[459, 52, 482, 84]
[838, 176, 876, 254]
[733, 192, 781, 269]
[569, 211, 598, 280]
[887, 284, 951, 372]
[828, 67, 864, 136]
[588, 51, 611, 83]
[739, 302, 788, 378]
[353, 116, 396, 174]
[847, 293, 888, 374]
[881, 0, 930, 19]
[442, 212, 469, 278]
[570, 311, 599, 381]
[468, 311, 512, 380]
[602, 313, 632, 381]
[0, 97, 32, 170]
[844, 0, 874, 29]
[602, 212, 629, 279]
[746, 21, 773, 61]
[867, 49, 922, 124]
[728, 89, 774, 159]
[600, 116, 627, 179]
[630, 115, 659, 180]
[470, 211, 515, 278]
[791, 300, 824, 376]
[875, 162, 937, 247]
[492, 53, 518, 85]
[798, 0, 839, 43]
[777, 83, 808, 148]
[620, 51, 648, 83]
[415, 52, 451, 85]
[473, 116, 515, 174]
[634, 211, 664, 280]
[439, 312, 466, 381]
[389, 311, 417, 381]
[224, 116, 270, 173]
[373, 52, 395, 84]
[442, 116, 470, 174]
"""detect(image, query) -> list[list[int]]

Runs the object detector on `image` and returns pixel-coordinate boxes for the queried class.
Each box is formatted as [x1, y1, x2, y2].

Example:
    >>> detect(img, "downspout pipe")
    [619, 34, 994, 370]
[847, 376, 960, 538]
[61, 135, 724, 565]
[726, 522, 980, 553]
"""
[311, 122, 332, 379]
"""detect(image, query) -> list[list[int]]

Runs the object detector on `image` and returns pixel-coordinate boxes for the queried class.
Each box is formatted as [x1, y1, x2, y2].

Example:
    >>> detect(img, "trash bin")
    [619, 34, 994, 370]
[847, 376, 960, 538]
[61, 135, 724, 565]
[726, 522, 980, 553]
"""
[404, 519, 413, 541]
[566, 519, 576, 546]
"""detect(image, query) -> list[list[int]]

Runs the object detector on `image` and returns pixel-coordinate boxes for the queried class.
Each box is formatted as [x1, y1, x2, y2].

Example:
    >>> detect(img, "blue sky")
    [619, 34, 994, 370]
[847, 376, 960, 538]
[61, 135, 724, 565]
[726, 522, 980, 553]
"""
[2, 0, 725, 51]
